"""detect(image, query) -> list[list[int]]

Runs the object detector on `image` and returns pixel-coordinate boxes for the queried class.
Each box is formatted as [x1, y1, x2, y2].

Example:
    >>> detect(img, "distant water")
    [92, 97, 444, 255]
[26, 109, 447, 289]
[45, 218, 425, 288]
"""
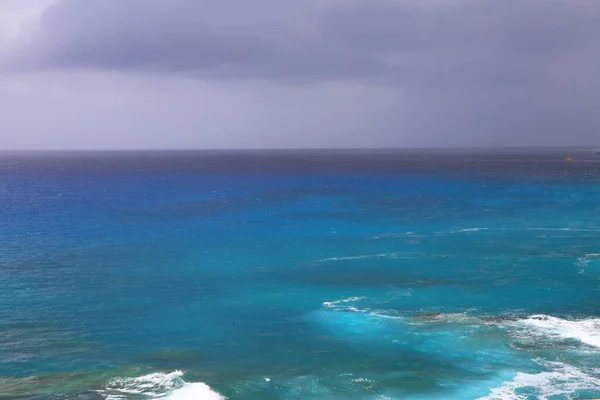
[2, 149, 600, 400]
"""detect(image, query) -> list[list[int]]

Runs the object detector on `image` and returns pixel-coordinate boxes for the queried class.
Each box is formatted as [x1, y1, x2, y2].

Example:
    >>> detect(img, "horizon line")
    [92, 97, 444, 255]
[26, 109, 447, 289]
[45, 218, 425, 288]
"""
[1, 145, 599, 153]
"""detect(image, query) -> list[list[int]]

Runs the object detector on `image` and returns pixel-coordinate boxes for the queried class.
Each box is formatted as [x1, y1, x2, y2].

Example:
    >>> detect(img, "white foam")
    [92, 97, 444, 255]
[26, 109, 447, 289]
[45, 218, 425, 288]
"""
[372, 232, 425, 239]
[101, 371, 224, 400]
[314, 253, 404, 263]
[323, 296, 366, 307]
[477, 360, 600, 400]
[323, 297, 368, 313]
[446, 227, 492, 233]
[576, 253, 600, 269]
[409, 312, 491, 326]
[165, 382, 225, 400]
[514, 314, 600, 349]
[526, 227, 600, 232]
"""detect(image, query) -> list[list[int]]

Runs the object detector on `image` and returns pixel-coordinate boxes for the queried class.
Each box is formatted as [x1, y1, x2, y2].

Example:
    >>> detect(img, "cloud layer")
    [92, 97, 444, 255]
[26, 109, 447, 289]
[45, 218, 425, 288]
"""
[13, 0, 599, 85]
[1, 0, 599, 149]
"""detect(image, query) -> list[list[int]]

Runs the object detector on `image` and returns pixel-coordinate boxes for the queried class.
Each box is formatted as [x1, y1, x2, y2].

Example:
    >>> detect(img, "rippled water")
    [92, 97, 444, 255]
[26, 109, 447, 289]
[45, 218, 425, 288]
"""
[2, 149, 600, 399]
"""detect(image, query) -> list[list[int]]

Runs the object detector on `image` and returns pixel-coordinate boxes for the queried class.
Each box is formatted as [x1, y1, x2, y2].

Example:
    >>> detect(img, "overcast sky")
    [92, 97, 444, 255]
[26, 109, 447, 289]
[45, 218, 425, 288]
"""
[0, 0, 599, 150]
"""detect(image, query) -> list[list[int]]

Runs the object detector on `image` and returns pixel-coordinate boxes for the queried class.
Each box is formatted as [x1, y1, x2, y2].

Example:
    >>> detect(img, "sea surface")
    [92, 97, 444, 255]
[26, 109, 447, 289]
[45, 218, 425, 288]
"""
[2, 149, 600, 400]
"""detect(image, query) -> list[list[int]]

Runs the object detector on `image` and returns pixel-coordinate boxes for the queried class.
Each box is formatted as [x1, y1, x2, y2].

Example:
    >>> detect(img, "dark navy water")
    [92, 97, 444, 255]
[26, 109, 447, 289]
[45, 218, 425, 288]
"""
[2, 149, 600, 400]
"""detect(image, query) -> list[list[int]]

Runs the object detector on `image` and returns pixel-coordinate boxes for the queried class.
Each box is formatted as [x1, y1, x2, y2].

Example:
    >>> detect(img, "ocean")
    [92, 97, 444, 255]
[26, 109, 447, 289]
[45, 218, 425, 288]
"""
[2, 149, 600, 400]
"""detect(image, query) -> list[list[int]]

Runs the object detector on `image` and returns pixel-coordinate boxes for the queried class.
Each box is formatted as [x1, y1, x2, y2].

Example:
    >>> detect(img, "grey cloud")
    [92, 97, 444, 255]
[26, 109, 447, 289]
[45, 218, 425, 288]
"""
[10, 0, 600, 87]
[12, 0, 385, 81]
[1, 0, 599, 150]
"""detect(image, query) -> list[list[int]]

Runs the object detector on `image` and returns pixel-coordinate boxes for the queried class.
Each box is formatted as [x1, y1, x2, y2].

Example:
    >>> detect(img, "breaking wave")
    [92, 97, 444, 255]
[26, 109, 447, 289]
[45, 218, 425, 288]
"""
[511, 314, 600, 349]
[576, 253, 600, 273]
[100, 371, 224, 400]
[477, 360, 600, 400]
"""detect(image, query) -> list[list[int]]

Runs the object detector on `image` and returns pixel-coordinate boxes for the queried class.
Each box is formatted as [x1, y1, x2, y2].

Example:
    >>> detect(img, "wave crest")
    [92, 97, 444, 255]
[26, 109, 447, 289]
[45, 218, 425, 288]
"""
[101, 371, 224, 400]
[512, 314, 600, 349]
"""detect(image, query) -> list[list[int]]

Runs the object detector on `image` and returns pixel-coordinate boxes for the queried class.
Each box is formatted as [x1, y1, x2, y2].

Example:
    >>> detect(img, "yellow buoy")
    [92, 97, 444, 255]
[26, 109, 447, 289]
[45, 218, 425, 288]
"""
[564, 157, 574, 162]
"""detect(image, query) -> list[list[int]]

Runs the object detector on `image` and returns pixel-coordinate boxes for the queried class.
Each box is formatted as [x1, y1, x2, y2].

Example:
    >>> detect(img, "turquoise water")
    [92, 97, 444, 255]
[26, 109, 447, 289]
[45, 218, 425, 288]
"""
[2, 150, 600, 399]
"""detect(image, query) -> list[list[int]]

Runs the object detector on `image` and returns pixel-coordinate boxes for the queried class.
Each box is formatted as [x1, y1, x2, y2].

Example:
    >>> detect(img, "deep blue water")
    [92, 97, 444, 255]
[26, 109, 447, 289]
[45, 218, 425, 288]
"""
[2, 150, 600, 400]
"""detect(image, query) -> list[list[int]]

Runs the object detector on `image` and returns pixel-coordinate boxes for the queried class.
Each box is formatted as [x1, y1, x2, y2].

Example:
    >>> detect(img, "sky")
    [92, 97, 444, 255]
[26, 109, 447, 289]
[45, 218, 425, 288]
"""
[0, 0, 599, 150]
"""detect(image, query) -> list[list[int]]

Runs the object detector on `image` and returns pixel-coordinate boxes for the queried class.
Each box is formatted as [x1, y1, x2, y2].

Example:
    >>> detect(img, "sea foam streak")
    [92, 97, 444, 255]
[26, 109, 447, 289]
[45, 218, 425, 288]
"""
[323, 296, 368, 313]
[323, 296, 366, 307]
[526, 227, 600, 232]
[372, 232, 425, 239]
[314, 253, 403, 263]
[101, 371, 224, 400]
[444, 227, 493, 234]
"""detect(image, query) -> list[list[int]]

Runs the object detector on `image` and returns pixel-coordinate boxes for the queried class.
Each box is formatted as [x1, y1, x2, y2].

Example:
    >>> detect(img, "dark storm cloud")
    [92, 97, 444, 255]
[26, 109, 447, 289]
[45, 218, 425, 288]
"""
[2, 0, 599, 149]
[12, 0, 385, 81]
[12, 0, 600, 87]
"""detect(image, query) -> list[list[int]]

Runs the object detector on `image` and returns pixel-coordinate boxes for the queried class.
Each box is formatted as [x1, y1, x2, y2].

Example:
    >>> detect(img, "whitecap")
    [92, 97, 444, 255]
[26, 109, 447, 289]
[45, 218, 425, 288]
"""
[477, 360, 600, 400]
[101, 370, 224, 400]
[576, 253, 600, 274]
[166, 382, 224, 400]
[445, 227, 493, 234]
[321, 296, 393, 315]
[576, 253, 600, 272]
[323, 296, 367, 308]
[526, 227, 600, 232]
[372, 232, 425, 239]
[513, 314, 600, 349]
[314, 253, 403, 263]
